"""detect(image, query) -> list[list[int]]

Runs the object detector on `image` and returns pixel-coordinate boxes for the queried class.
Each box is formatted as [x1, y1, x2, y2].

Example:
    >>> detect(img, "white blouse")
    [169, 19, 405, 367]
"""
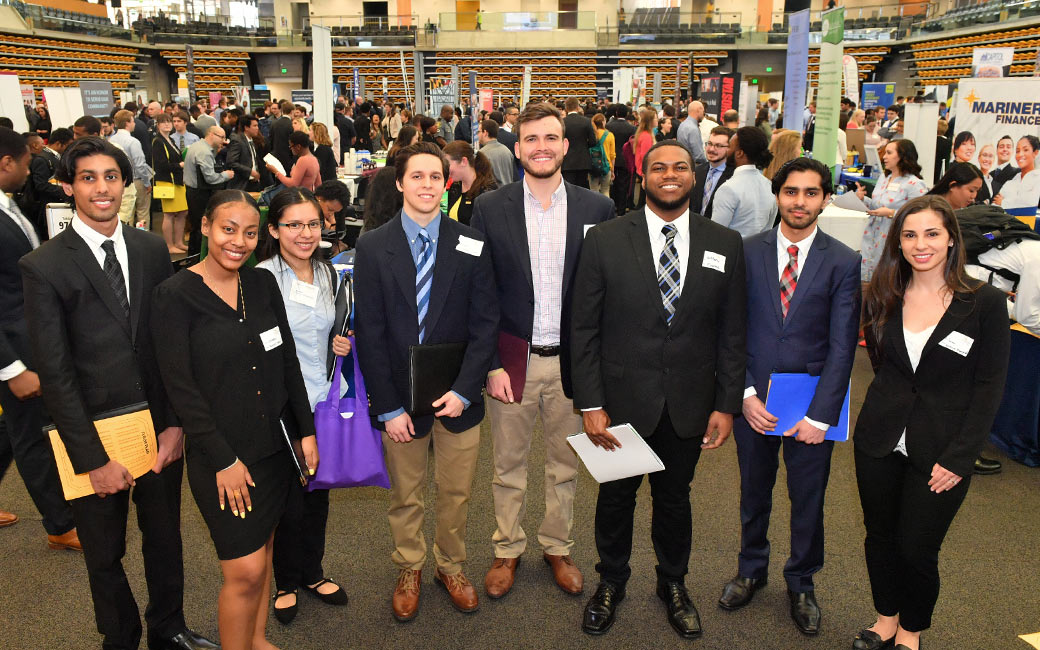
[894, 325, 936, 456]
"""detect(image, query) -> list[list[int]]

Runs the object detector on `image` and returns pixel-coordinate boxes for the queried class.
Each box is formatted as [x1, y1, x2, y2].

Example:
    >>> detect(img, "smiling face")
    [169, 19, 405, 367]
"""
[201, 201, 260, 272]
[900, 208, 951, 275]
[641, 144, 694, 212]
[777, 169, 829, 235]
[64, 153, 124, 228]
[705, 132, 730, 164]
[997, 137, 1014, 165]
[516, 115, 568, 180]
[977, 145, 995, 174]
[954, 137, 975, 163]
[269, 201, 322, 266]
[1015, 138, 1038, 173]
[396, 153, 446, 220]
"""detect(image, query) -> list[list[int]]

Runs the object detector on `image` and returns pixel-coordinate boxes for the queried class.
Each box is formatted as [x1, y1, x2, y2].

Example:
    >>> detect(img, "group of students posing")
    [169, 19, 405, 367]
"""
[0, 99, 1010, 650]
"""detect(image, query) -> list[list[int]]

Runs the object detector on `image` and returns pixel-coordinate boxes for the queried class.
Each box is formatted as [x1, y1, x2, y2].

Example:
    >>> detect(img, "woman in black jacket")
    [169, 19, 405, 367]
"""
[310, 122, 339, 183]
[34, 105, 52, 141]
[152, 113, 188, 253]
[851, 195, 1010, 650]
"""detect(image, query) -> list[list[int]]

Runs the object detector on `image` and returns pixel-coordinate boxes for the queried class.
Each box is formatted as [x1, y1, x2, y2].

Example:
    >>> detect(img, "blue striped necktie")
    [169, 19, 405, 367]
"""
[657, 224, 680, 324]
[415, 229, 434, 343]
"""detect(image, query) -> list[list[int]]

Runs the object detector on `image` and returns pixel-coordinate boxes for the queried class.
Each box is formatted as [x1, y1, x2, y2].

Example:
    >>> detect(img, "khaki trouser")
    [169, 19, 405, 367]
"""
[487, 354, 582, 557]
[384, 420, 480, 574]
[133, 180, 152, 229]
[117, 181, 137, 225]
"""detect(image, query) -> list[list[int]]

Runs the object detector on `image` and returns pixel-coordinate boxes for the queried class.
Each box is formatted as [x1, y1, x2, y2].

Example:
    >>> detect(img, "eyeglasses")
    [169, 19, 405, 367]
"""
[278, 220, 322, 232]
[705, 142, 729, 149]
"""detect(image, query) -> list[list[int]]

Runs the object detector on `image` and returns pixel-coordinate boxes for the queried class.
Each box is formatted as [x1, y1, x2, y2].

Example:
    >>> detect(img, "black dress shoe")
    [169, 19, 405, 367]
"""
[718, 575, 767, 610]
[853, 628, 895, 649]
[788, 589, 821, 635]
[657, 581, 702, 639]
[974, 455, 1002, 475]
[273, 589, 298, 625]
[582, 582, 625, 636]
[148, 629, 220, 650]
[303, 578, 349, 606]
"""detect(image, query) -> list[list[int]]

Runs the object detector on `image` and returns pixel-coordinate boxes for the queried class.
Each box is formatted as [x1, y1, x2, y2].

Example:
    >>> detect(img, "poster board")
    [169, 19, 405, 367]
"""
[0, 75, 30, 132]
[42, 87, 84, 132]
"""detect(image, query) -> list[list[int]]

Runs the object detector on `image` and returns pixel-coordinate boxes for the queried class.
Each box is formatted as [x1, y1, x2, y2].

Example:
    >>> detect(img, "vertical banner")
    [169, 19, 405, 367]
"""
[903, 102, 940, 186]
[352, 67, 361, 100]
[479, 88, 493, 112]
[612, 68, 631, 104]
[429, 79, 456, 117]
[953, 77, 1040, 218]
[233, 86, 250, 113]
[311, 25, 333, 128]
[20, 84, 35, 109]
[186, 45, 195, 103]
[720, 73, 740, 118]
[782, 9, 810, 133]
[521, 64, 532, 107]
[972, 47, 1015, 77]
[861, 82, 895, 110]
[451, 65, 460, 106]
[399, 51, 411, 109]
[738, 81, 749, 126]
[653, 71, 662, 105]
[468, 71, 479, 146]
[842, 54, 859, 105]
[675, 60, 682, 107]
[813, 7, 845, 173]
[699, 74, 740, 121]
[412, 51, 424, 115]
[632, 67, 647, 107]
[79, 81, 113, 118]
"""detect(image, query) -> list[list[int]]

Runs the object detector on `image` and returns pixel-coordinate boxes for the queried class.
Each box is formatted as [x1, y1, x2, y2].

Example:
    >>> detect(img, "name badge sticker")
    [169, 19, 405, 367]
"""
[259, 326, 283, 352]
[938, 331, 974, 357]
[702, 251, 727, 273]
[887, 183, 901, 192]
[456, 235, 484, 257]
[289, 279, 319, 307]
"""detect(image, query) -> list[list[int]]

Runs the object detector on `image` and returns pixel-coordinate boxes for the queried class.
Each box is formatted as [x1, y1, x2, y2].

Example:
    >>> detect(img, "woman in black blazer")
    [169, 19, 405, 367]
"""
[152, 113, 188, 253]
[852, 195, 1010, 650]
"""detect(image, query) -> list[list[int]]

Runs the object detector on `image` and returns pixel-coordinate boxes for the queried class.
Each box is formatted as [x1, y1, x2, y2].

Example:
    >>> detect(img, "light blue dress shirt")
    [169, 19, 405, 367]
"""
[710, 165, 778, 238]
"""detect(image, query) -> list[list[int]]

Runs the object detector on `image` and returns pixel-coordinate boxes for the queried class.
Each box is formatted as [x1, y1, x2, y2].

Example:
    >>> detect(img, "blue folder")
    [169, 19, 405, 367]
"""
[763, 373, 850, 442]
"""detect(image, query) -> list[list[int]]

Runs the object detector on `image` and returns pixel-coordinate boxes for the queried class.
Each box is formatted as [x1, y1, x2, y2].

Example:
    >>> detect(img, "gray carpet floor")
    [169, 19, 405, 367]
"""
[1, 347, 1038, 650]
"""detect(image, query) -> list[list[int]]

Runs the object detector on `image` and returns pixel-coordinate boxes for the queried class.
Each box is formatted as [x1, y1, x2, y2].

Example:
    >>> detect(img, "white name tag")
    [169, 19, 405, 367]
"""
[888, 183, 901, 192]
[939, 331, 974, 357]
[289, 279, 319, 307]
[584, 224, 595, 238]
[259, 326, 283, 351]
[702, 251, 726, 273]
[456, 235, 484, 257]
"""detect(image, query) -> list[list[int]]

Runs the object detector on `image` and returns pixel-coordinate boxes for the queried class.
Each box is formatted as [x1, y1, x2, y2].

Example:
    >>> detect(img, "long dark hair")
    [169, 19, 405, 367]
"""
[927, 162, 983, 198]
[442, 140, 496, 198]
[863, 195, 976, 343]
[887, 139, 922, 178]
[256, 187, 334, 297]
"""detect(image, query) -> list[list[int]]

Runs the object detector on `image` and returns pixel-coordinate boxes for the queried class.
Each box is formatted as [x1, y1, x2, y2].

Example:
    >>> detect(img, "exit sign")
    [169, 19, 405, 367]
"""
[281, 67, 288, 74]
[765, 66, 773, 72]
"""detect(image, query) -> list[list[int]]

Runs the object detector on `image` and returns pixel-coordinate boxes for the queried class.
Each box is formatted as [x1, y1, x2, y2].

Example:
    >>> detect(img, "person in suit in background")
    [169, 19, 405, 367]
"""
[487, 110, 518, 172]
[353, 142, 498, 622]
[471, 101, 614, 602]
[691, 126, 734, 220]
[606, 104, 636, 215]
[852, 195, 1010, 650]
[571, 140, 747, 639]
[269, 100, 295, 174]
[718, 158, 861, 636]
[711, 126, 777, 238]
[0, 127, 80, 551]
[991, 134, 1019, 198]
[20, 136, 216, 650]
[226, 114, 263, 192]
[354, 102, 373, 152]
[561, 97, 597, 189]
[20, 131, 70, 239]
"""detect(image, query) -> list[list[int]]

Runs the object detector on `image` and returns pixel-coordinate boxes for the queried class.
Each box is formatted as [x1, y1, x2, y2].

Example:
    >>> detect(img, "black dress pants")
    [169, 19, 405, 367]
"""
[610, 166, 633, 215]
[70, 459, 187, 650]
[185, 186, 212, 257]
[273, 483, 331, 591]
[562, 169, 590, 189]
[854, 448, 969, 632]
[594, 405, 702, 587]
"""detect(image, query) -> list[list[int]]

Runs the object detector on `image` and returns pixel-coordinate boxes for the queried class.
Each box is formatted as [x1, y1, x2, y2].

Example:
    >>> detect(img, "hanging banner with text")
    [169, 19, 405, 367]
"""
[782, 9, 810, 133]
[429, 79, 456, 118]
[972, 47, 1015, 77]
[468, 71, 479, 147]
[186, 45, 195, 101]
[861, 82, 895, 110]
[79, 81, 113, 118]
[813, 7, 845, 173]
[20, 83, 35, 109]
[521, 64, 532, 107]
[698, 73, 740, 122]
[842, 54, 859, 106]
[479, 88, 493, 112]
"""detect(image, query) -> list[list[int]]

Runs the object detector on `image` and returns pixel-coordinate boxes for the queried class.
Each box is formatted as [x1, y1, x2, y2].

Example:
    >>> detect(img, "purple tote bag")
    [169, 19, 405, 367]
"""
[308, 337, 390, 490]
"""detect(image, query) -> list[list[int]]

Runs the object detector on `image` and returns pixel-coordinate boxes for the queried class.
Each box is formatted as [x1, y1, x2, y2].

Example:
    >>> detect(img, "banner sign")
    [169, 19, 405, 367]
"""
[232, 86, 250, 112]
[20, 83, 35, 109]
[521, 64, 532, 107]
[186, 45, 195, 101]
[291, 89, 314, 105]
[429, 79, 455, 119]
[79, 81, 113, 118]
[468, 71, 479, 147]
[812, 7, 845, 173]
[699, 73, 740, 121]
[842, 54, 859, 106]
[972, 47, 1015, 78]
[251, 88, 271, 103]
[861, 82, 895, 110]
[782, 9, 810, 132]
[479, 88, 493, 112]
[353, 67, 361, 100]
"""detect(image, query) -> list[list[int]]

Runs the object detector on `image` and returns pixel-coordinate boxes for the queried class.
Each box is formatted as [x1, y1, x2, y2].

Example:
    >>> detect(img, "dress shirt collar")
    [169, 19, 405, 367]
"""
[645, 206, 690, 243]
[0, 191, 15, 214]
[401, 208, 441, 257]
[44, 146, 59, 158]
[776, 224, 818, 262]
[732, 164, 760, 175]
[708, 160, 727, 172]
[72, 212, 124, 251]
[523, 176, 566, 209]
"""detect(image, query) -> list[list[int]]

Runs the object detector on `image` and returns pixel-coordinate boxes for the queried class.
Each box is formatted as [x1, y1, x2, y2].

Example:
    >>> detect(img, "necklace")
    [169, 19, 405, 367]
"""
[201, 257, 244, 319]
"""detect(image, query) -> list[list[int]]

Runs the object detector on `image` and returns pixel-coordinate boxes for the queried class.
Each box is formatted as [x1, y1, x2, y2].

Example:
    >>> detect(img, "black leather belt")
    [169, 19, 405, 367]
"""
[531, 345, 560, 357]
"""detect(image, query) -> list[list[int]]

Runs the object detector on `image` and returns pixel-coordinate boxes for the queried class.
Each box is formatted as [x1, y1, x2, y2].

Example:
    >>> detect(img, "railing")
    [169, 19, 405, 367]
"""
[437, 11, 597, 32]
[310, 14, 418, 29]
[3, 0, 135, 41]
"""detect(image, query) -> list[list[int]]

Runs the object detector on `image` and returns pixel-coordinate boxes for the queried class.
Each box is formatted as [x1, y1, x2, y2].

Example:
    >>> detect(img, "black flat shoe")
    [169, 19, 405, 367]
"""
[147, 629, 219, 650]
[718, 575, 767, 610]
[974, 455, 1002, 475]
[657, 581, 702, 639]
[304, 578, 349, 606]
[582, 582, 624, 636]
[853, 628, 895, 649]
[273, 589, 298, 625]
[788, 588, 821, 635]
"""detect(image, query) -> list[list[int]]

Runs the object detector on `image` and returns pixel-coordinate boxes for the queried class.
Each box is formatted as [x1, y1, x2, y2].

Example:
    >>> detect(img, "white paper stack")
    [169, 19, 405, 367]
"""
[567, 423, 665, 483]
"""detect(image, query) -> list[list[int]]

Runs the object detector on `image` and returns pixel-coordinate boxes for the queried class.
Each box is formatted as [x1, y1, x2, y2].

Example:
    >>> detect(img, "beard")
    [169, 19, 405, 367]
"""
[779, 207, 820, 231]
[644, 183, 692, 212]
[521, 155, 563, 179]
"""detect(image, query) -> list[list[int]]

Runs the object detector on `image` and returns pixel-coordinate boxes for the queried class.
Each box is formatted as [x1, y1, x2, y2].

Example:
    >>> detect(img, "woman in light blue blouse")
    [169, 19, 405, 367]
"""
[855, 139, 929, 282]
[256, 188, 352, 624]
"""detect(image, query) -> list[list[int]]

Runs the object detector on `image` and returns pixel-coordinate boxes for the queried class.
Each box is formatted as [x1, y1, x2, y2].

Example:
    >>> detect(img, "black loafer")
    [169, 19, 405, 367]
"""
[657, 581, 702, 639]
[147, 629, 220, 650]
[974, 455, 1002, 475]
[718, 575, 767, 610]
[582, 582, 624, 636]
[853, 628, 896, 649]
[788, 589, 821, 635]
[273, 589, 299, 625]
[304, 578, 349, 606]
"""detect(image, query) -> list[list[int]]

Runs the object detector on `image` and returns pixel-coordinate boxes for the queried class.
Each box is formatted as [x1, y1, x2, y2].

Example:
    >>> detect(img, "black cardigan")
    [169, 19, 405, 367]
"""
[151, 135, 184, 186]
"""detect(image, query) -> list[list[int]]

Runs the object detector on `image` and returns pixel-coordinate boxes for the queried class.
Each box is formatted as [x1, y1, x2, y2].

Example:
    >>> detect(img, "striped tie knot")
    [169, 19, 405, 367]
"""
[662, 224, 677, 240]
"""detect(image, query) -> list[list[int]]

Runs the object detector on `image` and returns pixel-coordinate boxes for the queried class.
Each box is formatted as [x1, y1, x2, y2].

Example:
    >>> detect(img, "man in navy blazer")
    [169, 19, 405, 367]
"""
[353, 142, 498, 622]
[717, 158, 861, 636]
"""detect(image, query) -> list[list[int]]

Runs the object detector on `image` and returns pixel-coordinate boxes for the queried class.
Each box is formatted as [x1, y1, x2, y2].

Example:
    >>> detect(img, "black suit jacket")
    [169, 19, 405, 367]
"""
[563, 112, 597, 172]
[992, 163, 1019, 198]
[24, 153, 69, 234]
[605, 118, 636, 172]
[353, 214, 499, 437]
[20, 224, 176, 474]
[691, 161, 734, 219]
[0, 207, 35, 373]
[269, 115, 293, 172]
[132, 119, 153, 166]
[354, 114, 372, 151]
[471, 181, 615, 397]
[225, 132, 257, 190]
[855, 283, 1010, 478]
[571, 210, 747, 438]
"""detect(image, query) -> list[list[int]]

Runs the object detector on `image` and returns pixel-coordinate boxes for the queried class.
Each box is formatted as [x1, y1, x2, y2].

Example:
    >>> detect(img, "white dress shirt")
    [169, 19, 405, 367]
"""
[0, 193, 38, 381]
[71, 214, 131, 303]
[894, 325, 936, 455]
[645, 207, 690, 294]
[996, 168, 1040, 211]
[523, 178, 568, 346]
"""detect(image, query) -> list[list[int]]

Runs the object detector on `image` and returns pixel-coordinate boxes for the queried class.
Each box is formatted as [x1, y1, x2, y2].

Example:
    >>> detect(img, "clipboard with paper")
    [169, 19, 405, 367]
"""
[763, 373, 851, 442]
[567, 423, 665, 483]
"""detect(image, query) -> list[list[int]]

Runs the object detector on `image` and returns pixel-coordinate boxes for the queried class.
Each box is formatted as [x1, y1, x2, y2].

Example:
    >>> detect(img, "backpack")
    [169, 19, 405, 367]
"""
[590, 130, 611, 178]
[956, 203, 1040, 288]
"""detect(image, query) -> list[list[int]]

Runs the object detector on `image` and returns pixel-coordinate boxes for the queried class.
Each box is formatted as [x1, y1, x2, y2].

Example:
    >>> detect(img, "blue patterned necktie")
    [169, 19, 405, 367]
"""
[415, 229, 434, 342]
[101, 239, 130, 321]
[704, 166, 720, 204]
[657, 224, 680, 324]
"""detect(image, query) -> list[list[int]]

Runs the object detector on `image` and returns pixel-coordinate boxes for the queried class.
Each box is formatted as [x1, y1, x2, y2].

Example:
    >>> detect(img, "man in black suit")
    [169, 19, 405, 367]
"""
[605, 104, 636, 215]
[354, 102, 373, 152]
[471, 102, 614, 601]
[561, 97, 597, 189]
[20, 136, 217, 650]
[353, 142, 498, 623]
[269, 99, 295, 172]
[334, 102, 356, 159]
[571, 140, 747, 639]
[691, 125, 735, 219]
[992, 134, 1019, 197]
[20, 132, 70, 238]
[0, 127, 79, 551]
[225, 114, 263, 191]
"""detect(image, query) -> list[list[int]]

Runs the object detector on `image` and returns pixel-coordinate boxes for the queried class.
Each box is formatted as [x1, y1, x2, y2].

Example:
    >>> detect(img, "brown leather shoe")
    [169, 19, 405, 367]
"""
[544, 553, 583, 595]
[435, 569, 479, 613]
[485, 557, 520, 599]
[0, 509, 17, 527]
[47, 528, 82, 551]
[391, 568, 421, 622]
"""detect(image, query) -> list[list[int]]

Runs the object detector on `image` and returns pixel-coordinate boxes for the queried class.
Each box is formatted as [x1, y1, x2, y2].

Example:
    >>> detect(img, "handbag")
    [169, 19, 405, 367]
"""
[308, 336, 391, 490]
[152, 181, 176, 199]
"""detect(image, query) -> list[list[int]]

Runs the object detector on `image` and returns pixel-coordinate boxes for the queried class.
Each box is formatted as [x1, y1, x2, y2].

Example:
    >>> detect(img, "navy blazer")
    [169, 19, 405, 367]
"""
[353, 213, 499, 437]
[470, 180, 614, 398]
[742, 227, 862, 427]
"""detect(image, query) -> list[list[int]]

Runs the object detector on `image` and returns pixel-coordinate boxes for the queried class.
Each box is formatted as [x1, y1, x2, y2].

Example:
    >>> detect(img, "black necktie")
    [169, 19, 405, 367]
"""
[101, 240, 130, 321]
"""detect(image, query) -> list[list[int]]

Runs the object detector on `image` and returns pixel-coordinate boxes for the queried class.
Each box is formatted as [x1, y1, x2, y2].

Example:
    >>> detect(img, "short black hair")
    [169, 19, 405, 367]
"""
[0, 127, 27, 161]
[289, 130, 311, 148]
[55, 136, 133, 186]
[359, 102, 371, 114]
[640, 139, 693, 177]
[771, 157, 834, 196]
[0, 117, 13, 129]
[73, 115, 101, 135]
[488, 110, 504, 125]
[237, 114, 257, 131]
[314, 179, 351, 206]
[205, 189, 259, 220]
[480, 119, 499, 138]
[49, 128, 74, 146]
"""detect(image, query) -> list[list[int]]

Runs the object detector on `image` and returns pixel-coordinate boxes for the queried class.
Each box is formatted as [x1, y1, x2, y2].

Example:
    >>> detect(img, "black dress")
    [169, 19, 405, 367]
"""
[315, 143, 338, 182]
[152, 266, 315, 560]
